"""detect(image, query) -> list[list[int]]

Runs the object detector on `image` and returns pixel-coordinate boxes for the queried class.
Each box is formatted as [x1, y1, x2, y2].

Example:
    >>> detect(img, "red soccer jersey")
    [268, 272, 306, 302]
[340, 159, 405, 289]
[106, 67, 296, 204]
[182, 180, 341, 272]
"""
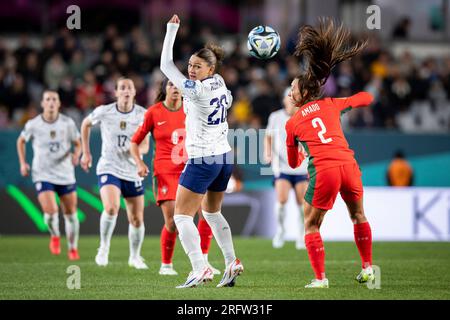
[285, 92, 373, 173]
[132, 101, 187, 176]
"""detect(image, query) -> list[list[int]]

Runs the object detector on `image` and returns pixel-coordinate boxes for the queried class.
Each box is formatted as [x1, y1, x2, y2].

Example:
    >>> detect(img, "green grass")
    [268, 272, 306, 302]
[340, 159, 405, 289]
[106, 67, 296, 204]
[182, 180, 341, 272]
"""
[1, 236, 450, 300]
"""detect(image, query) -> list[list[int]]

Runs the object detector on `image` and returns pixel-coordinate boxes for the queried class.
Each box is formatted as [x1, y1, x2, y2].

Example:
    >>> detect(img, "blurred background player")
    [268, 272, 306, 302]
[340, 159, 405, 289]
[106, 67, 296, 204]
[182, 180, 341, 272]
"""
[161, 14, 243, 288]
[130, 78, 221, 276]
[16, 90, 81, 260]
[264, 87, 308, 250]
[286, 18, 374, 288]
[80, 78, 149, 269]
[386, 150, 414, 186]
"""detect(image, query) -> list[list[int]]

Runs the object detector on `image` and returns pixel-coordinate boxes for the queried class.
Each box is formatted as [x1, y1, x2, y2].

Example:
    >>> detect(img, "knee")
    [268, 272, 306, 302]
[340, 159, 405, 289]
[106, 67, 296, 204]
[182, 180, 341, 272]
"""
[104, 204, 119, 216]
[350, 211, 366, 224]
[43, 205, 58, 214]
[165, 218, 176, 233]
[278, 197, 288, 205]
[304, 216, 320, 233]
[129, 216, 143, 228]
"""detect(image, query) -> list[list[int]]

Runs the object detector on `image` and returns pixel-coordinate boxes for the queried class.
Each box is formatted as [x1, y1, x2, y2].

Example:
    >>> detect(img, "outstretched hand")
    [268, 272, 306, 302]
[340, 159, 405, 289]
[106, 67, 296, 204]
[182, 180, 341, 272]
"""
[168, 14, 180, 24]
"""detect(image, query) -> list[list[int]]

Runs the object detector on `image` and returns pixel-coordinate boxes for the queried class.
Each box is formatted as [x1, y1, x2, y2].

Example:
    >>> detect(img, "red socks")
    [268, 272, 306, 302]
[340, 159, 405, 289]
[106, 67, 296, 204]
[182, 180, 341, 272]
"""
[354, 222, 372, 268]
[161, 226, 177, 264]
[197, 218, 213, 254]
[305, 232, 325, 280]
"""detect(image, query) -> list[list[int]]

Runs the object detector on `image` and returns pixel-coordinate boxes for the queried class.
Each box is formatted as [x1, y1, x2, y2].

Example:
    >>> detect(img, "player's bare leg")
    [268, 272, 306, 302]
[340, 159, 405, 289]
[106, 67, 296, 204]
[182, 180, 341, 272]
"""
[174, 185, 213, 288]
[294, 181, 308, 250]
[202, 190, 243, 288]
[159, 200, 178, 275]
[60, 191, 80, 260]
[96, 185, 121, 266]
[272, 179, 290, 248]
[345, 198, 374, 283]
[304, 202, 329, 288]
[125, 195, 147, 269]
[38, 191, 60, 255]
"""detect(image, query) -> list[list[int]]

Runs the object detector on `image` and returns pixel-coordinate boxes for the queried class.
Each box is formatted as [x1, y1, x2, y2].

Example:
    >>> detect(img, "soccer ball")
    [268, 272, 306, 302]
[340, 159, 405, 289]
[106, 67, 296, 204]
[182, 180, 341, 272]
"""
[247, 25, 281, 60]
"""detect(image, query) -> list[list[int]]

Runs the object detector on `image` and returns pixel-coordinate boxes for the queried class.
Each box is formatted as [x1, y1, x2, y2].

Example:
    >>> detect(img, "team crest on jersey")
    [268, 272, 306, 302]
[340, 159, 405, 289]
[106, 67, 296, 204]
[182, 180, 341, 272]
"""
[50, 130, 56, 139]
[120, 121, 127, 130]
[184, 80, 196, 89]
[161, 185, 168, 195]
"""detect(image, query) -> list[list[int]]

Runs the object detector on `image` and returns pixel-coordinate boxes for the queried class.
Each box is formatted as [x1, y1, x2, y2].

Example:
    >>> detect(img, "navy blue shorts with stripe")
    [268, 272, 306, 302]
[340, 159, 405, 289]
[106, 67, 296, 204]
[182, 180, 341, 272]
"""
[35, 181, 76, 196]
[98, 174, 144, 198]
[274, 173, 309, 188]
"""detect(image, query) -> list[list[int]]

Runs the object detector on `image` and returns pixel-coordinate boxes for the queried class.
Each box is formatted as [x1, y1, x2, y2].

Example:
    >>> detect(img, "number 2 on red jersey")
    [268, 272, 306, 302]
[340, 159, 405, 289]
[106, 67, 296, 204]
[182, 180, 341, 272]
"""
[312, 117, 332, 144]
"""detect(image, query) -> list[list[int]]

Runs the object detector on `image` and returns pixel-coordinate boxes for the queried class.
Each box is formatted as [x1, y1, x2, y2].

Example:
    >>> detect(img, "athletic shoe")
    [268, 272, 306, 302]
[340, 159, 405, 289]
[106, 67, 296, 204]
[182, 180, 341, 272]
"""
[68, 248, 80, 260]
[128, 256, 149, 270]
[206, 260, 221, 275]
[49, 236, 61, 255]
[272, 232, 284, 249]
[216, 258, 244, 288]
[295, 239, 306, 250]
[159, 263, 178, 275]
[176, 267, 213, 288]
[305, 278, 329, 288]
[356, 266, 375, 283]
[95, 247, 109, 266]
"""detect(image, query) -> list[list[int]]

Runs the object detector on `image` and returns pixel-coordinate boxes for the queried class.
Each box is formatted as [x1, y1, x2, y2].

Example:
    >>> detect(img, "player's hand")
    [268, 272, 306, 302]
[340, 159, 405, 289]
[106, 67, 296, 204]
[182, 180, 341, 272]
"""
[80, 153, 92, 172]
[72, 153, 80, 166]
[20, 163, 30, 177]
[137, 161, 149, 177]
[264, 153, 272, 164]
[169, 14, 180, 24]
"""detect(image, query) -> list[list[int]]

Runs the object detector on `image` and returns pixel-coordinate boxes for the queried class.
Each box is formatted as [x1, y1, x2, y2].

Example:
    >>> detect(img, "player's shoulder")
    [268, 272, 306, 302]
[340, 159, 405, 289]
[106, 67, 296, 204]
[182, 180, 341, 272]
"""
[146, 101, 163, 114]
[96, 102, 116, 113]
[134, 104, 146, 114]
[58, 113, 76, 124]
[201, 74, 226, 92]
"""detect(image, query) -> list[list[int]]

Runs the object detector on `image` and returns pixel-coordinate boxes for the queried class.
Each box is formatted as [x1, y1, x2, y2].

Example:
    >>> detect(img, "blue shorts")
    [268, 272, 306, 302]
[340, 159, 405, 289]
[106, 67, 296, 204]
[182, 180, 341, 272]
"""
[35, 181, 76, 196]
[98, 174, 144, 198]
[179, 152, 233, 194]
[274, 173, 309, 188]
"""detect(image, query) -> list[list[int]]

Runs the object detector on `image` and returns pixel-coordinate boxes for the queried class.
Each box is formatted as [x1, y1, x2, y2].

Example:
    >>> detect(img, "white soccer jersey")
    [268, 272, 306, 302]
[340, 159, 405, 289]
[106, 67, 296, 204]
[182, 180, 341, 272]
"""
[161, 23, 232, 159]
[88, 103, 146, 181]
[20, 114, 80, 185]
[266, 109, 308, 176]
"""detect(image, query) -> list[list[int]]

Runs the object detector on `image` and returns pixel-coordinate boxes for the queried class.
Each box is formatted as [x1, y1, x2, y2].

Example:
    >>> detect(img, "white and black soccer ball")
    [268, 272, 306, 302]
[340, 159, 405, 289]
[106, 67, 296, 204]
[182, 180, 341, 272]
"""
[247, 25, 281, 60]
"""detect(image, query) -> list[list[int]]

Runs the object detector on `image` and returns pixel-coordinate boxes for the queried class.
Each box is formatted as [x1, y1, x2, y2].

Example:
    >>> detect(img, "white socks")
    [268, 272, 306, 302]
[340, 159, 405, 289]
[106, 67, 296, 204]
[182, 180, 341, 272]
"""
[100, 211, 117, 250]
[44, 213, 60, 237]
[64, 213, 79, 250]
[174, 214, 206, 272]
[275, 202, 286, 235]
[202, 210, 236, 267]
[128, 224, 145, 259]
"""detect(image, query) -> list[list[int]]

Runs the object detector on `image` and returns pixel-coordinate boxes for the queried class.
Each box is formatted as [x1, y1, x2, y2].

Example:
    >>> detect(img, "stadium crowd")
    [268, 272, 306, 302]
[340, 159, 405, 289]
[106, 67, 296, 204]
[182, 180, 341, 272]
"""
[1, 24, 450, 132]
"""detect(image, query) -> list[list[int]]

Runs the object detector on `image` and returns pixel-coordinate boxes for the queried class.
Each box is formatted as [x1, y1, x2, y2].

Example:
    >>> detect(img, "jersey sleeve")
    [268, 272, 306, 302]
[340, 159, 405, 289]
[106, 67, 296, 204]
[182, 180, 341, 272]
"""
[69, 118, 81, 141]
[226, 90, 233, 109]
[330, 91, 374, 113]
[285, 121, 304, 168]
[160, 23, 203, 100]
[20, 121, 33, 142]
[131, 108, 153, 145]
[87, 105, 105, 126]
[265, 113, 276, 137]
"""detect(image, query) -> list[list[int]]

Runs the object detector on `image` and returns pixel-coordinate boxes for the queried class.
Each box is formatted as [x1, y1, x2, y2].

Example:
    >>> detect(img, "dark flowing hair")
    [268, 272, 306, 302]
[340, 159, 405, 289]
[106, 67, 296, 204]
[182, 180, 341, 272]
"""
[193, 43, 225, 73]
[154, 78, 169, 103]
[294, 17, 367, 105]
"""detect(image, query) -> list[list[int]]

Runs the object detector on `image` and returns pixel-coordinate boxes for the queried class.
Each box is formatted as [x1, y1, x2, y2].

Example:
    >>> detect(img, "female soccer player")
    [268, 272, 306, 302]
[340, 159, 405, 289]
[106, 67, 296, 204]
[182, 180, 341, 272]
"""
[17, 90, 81, 260]
[130, 78, 220, 276]
[160, 14, 243, 288]
[80, 78, 149, 269]
[285, 19, 374, 288]
[265, 88, 308, 250]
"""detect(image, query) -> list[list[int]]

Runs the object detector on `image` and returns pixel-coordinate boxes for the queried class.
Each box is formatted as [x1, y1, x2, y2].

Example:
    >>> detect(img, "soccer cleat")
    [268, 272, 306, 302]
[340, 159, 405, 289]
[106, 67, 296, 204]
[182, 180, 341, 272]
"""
[295, 239, 306, 250]
[206, 261, 221, 275]
[356, 266, 375, 283]
[49, 236, 61, 255]
[128, 256, 149, 270]
[216, 258, 244, 288]
[68, 248, 80, 261]
[159, 263, 178, 275]
[95, 247, 109, 266]
[176, 267, 213, 289]
[272, 232, 284, 249]
[305, 278, 329, 288]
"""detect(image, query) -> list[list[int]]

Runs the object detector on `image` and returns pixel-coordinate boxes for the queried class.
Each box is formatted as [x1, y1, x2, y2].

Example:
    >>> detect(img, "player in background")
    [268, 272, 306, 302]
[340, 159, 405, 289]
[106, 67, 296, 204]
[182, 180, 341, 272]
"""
[286, 18, 374, 288]
[17, 90, 81, 260]
[160, 14, 243, 288]
[264, 88, 308, 250]
[130, 78, 221, 276]
[80, 78, 149, 269]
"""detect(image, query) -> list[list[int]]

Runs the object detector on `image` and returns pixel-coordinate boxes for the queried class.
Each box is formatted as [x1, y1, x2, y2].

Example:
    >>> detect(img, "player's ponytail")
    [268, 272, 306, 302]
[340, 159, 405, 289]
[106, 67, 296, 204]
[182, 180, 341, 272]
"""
[294, 17, 367, 104]
[194, 42, 225, 73]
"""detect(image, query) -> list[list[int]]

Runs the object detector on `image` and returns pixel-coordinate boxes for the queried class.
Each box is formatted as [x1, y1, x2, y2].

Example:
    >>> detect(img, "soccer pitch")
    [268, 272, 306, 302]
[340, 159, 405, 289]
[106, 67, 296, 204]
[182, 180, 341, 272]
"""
[1, 236, 449, 300]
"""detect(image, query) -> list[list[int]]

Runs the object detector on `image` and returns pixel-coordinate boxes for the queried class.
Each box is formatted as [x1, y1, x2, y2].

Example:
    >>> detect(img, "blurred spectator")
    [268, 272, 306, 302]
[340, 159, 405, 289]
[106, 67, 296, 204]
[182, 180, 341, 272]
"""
[76, 70, 104, 111]
[386, 150, 414, 186]
[44, 54, 67, 90]
[392, 17, 411, 39]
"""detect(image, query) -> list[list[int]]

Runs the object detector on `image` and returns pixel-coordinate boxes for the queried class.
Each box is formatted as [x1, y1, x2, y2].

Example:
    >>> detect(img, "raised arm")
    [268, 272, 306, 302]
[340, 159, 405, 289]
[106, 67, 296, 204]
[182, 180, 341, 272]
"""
[331, 91, 374, 112]
[160, 15, 188, 91]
